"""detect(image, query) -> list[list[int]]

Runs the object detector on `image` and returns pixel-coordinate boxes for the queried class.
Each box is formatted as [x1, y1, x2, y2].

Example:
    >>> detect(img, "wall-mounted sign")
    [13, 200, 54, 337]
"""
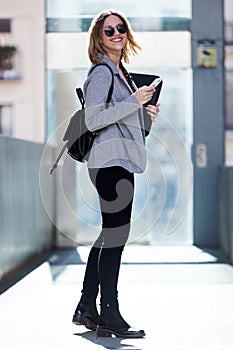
[197, 40, 217, 68]
[196, 143, 208, 168]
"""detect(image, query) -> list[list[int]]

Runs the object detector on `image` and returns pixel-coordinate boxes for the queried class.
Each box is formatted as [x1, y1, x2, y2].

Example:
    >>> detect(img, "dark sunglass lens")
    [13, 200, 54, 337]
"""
[117, 23, 127, 34]
[104, 27, 114, 37]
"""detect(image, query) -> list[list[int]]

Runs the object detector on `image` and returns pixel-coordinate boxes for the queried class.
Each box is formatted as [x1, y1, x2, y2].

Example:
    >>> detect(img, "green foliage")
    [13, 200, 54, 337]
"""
[0, 46, 17, 70]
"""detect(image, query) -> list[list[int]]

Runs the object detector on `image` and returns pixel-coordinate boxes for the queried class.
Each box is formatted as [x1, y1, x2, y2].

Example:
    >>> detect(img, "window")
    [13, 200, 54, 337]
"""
[0, 105, 12, 136]
[46, 0, 193, 245]
[0, 19, 11, 45]
[0, 19, 18, 80]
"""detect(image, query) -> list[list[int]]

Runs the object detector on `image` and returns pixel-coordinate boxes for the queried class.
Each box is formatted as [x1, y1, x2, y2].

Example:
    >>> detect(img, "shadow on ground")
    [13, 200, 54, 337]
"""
[74, 330, 143, 350]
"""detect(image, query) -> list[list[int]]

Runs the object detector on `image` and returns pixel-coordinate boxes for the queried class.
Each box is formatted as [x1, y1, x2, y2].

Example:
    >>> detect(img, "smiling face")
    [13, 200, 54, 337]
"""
[101, 15, 128, 56]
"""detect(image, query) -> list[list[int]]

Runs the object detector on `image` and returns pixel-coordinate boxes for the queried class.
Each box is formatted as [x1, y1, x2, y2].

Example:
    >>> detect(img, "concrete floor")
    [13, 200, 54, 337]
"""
[1, 245, 233, 350]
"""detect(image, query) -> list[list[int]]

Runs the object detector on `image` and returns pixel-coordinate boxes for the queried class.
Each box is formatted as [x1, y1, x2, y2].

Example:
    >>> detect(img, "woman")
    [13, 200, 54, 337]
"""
[72, 9, 160, 338]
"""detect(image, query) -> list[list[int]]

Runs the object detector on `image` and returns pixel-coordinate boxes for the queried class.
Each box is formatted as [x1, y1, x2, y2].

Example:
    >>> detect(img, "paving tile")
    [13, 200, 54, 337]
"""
[0, 247, 233, 350]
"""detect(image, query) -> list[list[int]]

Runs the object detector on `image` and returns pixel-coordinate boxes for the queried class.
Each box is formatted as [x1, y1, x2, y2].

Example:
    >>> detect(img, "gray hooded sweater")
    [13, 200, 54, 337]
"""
[84, 56, 148, 173]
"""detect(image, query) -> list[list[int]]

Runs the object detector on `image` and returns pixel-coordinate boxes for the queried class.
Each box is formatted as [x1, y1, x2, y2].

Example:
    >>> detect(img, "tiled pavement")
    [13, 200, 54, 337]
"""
[1, 245, 233, 350]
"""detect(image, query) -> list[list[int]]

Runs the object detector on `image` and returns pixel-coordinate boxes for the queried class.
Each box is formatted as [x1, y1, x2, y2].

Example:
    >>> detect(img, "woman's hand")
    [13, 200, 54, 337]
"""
[134, 85, 160, 122]
[146, 103, 160, 122]
[134, 85, 155, 105]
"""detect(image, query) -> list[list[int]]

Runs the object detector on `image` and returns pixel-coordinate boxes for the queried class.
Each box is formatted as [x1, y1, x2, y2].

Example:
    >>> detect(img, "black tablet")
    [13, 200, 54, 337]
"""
[130, 72, 163, 106]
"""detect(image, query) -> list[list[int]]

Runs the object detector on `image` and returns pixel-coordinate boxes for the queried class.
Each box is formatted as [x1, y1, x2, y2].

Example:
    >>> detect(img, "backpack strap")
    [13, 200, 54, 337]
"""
[49, 143, 67, 174]
[76, 88, 85, 109]
[88, 62, 114, 103]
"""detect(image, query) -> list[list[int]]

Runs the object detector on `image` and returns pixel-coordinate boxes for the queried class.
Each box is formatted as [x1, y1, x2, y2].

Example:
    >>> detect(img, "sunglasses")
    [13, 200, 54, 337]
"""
[104, 23, 127, 37]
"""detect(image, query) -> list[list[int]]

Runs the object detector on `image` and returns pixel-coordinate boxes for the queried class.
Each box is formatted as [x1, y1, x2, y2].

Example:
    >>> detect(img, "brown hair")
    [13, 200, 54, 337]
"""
[88, 9, 141, 64]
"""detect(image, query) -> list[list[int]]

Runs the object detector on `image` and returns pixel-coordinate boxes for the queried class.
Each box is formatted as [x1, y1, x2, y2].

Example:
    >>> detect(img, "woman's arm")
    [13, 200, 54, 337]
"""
[84, 66, 141, 132]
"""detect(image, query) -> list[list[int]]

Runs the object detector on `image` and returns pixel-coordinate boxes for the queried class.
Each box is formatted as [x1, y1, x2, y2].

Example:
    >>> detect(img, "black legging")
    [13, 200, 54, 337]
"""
[81, 166, 134, 302]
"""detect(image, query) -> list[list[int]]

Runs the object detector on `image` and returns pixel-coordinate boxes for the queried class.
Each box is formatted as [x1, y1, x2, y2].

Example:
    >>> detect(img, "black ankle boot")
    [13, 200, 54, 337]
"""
[97, 299, 145, 338]
[72, 294, 99, 331]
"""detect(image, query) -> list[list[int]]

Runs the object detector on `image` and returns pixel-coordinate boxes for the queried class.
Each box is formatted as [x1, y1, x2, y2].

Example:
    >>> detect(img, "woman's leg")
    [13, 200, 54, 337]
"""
[73, 166, 132, 330]
[72, 245, 100, 330]
[73, 166, 144, 337]
[89, 167, 144, 338]
[80, 246, 100, 300]
[77, 165, 133, 300]
[91, 167, 134, 301]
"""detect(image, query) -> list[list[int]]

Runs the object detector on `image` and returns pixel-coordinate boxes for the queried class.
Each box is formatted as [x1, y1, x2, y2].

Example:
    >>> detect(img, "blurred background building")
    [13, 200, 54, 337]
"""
[0, 0, 233, 289]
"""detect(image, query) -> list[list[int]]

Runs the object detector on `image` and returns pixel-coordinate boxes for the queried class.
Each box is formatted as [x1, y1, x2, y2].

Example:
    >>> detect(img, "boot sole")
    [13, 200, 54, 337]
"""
[72, 314, 97, 331]
[96, 325, 145, 338]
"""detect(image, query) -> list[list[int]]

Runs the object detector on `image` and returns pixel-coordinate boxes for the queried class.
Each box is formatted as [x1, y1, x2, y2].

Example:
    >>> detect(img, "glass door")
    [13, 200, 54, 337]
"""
[46, 0, 193, 246]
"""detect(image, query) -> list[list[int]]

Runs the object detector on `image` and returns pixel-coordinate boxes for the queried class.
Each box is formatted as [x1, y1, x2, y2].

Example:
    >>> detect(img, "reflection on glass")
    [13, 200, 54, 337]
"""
[59, 68, 193, 245]
[46, 0, 193, 245]
[46, 0, 191, 33]
[47, 0, 191, 18]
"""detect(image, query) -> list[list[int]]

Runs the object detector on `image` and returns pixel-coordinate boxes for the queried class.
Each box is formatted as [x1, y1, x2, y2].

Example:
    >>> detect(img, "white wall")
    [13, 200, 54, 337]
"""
[0, 0, 45, 143]
[46, 31, 191, 70]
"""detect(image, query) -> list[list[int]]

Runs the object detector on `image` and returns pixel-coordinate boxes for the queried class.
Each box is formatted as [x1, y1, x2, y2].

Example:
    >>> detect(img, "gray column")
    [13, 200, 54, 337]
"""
[191, 0, 225, 245]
